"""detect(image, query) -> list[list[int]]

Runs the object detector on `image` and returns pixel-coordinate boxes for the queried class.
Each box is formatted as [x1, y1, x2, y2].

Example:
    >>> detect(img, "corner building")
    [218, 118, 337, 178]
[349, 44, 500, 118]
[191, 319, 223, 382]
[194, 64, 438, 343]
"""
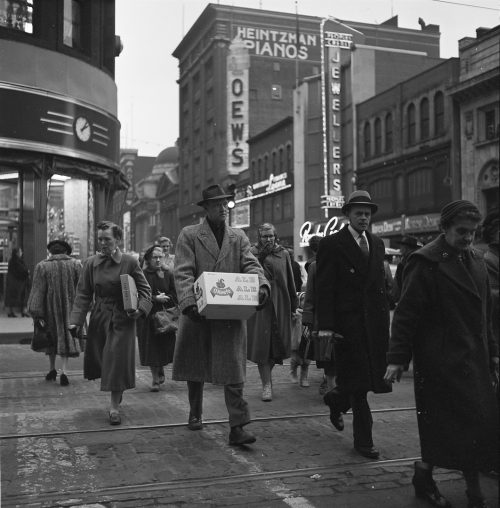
[0, 0, 124, 271]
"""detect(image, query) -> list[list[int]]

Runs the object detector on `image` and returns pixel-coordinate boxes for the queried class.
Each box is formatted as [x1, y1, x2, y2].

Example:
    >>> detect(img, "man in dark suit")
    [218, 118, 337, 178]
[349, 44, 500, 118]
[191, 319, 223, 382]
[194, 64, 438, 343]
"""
[315, 190, 391, 460]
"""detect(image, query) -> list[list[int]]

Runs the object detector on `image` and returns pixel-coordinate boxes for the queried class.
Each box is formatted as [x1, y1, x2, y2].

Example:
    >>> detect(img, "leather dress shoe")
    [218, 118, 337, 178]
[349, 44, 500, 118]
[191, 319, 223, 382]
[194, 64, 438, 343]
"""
[229, 426, 256, 446]
[412, 463, 451, 508]
[354, 446, 380, 459]
[187, 416, 203, 431]
[323, 391, 344, 431]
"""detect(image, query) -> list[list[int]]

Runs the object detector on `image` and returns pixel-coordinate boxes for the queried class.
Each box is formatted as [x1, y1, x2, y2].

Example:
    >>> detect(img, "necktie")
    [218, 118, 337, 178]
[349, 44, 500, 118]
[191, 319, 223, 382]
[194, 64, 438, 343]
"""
[359, 234, 369, 258]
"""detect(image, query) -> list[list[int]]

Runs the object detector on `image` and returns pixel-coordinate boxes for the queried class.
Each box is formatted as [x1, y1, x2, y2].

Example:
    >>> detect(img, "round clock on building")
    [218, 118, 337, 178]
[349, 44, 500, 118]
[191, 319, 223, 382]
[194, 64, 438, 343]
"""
[74, 116, 91, 142]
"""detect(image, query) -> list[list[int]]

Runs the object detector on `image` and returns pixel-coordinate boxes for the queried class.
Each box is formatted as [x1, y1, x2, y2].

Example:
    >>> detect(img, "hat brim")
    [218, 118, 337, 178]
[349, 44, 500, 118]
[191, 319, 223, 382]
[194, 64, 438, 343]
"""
[197, 194, 234, 206]
[341, 202, 378, 214]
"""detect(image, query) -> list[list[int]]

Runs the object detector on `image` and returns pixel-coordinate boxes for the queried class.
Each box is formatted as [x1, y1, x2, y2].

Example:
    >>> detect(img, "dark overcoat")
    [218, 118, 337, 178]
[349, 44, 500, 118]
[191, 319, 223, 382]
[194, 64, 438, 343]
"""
[172, 219, 270, 385]
[247, 246, 297, 363]
[388, 235, 498, 470]
[316, 226, 391, 394]
[137, 267, 177, 367]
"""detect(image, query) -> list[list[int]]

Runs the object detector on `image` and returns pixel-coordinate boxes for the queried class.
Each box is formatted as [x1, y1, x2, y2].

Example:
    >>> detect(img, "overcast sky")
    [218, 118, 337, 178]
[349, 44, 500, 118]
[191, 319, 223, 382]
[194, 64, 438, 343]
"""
[115, 0, 500, 157]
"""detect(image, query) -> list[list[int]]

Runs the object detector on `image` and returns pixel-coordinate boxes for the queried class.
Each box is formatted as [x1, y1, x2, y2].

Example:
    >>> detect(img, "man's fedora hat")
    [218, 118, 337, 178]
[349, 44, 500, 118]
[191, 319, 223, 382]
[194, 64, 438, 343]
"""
[197, 184, 234, 206]
[47, 239, 72, 255]
[341, 190, 378, 214]
[397, 236, 423, 249]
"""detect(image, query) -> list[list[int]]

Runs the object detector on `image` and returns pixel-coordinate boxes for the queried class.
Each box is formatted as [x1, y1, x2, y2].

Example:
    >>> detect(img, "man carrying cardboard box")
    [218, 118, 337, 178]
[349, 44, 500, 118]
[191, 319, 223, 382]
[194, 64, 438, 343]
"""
[173, 184, 270, 446]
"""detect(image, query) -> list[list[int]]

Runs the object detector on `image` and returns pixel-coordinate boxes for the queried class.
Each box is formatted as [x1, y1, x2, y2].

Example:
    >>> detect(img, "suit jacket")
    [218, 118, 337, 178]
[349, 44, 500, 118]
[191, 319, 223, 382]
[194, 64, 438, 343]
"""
[172, 219, 270, 385]
[316, 226, 391, 394]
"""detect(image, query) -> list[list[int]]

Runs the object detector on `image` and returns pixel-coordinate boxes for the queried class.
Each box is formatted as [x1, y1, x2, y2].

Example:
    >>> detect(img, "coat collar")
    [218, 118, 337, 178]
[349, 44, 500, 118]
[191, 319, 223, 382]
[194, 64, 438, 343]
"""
[94, 247, 123, 266]
[414, 234, 482, 299]
[198, 218, 235, 267]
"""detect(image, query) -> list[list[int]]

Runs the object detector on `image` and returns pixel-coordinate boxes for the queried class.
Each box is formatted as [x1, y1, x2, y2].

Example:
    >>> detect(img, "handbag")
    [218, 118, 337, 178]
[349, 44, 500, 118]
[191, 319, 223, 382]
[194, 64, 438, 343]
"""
[31, 320, 54, 352]
[153, 305, 180, 334]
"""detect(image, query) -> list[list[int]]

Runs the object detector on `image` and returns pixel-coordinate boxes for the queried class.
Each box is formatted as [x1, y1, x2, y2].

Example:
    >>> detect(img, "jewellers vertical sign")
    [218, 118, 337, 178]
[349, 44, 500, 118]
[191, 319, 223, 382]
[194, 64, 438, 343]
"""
[321, 19, 363, 212]
[227, 37, 250, 175]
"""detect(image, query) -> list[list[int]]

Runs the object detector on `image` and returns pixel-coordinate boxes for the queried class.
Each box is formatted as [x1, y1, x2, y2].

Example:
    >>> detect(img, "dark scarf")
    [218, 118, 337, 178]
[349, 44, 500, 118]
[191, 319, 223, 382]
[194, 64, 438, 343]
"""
[256, 242, 283, 265]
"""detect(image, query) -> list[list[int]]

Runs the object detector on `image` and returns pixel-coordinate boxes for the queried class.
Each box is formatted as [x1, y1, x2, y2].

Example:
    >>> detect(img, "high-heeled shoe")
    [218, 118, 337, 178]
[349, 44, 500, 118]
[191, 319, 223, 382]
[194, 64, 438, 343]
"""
[7, 312, 17, 318]
[412, 462, 451, 507]
[60, 373, 69, 386]
[45, 369, 57, 381]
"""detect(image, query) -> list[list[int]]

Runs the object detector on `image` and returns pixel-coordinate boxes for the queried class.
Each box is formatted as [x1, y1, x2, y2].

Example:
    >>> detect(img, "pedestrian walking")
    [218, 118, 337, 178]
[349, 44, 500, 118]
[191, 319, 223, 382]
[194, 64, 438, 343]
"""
[156, 235, 175, 272]
[137, 244, 177, 392]
[27, 239, 82, 385]
[304, 235, 321, 274]
[5, 247, 30, 317]
[385, 200, 499, 508]
[316, 190, 391, 460]
[69, 221, 152, 426]
[247, 223, 298, 400]
[482, 209, 498, 348]
[392, 235, 423, 303]
[172, 184, 270, 446]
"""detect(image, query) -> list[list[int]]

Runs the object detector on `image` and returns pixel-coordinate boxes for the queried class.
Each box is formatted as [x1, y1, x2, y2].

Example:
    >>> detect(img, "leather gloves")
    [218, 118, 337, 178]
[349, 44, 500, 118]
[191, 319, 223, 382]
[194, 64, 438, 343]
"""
[185, 305, 204, 323]
[256, 286, 270, 310]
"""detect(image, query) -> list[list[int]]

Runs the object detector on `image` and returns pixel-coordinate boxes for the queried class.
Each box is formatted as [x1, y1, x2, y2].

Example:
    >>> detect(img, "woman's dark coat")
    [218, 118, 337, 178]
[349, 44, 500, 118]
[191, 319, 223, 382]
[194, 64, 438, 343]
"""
[316, 226, 391, 395]
[137, 267, 177, 367]
[5, 252, 30, 307]
[388, 235, 498, 470]
[247, 246, 297, 364]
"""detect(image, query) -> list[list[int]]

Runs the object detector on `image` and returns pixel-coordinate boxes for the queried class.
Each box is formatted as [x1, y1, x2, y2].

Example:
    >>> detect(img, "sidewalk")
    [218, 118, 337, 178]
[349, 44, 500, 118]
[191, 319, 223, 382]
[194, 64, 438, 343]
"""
[0, 315, 33, 344]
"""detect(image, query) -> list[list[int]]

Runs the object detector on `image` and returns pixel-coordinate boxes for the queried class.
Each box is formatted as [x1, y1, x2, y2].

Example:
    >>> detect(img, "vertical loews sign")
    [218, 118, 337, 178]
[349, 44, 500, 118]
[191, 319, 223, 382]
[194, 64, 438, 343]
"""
[321, 20, 363, 211]
[227, 37, 250, 175]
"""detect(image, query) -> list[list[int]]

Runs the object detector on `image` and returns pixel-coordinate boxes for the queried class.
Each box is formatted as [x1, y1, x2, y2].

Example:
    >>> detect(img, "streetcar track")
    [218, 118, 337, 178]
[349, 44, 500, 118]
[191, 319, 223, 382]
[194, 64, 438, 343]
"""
[2, 455, 421, 506]
[0, 406, 416, 440]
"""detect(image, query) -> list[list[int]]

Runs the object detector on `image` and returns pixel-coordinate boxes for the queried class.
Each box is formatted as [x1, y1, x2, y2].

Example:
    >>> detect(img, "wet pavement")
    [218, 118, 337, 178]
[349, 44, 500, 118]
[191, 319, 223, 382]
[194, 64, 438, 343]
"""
[0, 322, 498, 507]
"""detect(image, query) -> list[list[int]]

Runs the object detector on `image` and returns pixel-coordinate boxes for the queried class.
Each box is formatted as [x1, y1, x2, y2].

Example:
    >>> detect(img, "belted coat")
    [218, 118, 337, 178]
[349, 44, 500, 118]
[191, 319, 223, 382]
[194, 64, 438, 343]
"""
[316, 226, 391, 394]
[172, 219, 270, 385]
[388, 235, 498, 470]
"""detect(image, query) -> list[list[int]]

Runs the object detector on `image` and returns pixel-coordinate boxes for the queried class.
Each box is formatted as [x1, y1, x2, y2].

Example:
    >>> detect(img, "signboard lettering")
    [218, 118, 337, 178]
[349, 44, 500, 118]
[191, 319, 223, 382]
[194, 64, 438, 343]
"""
[299, 216, 348, 246]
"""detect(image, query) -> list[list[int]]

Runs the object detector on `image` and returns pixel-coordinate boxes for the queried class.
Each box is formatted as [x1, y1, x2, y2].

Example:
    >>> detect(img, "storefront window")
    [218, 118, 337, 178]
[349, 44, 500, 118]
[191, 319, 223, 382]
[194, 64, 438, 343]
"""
[0, 0, 33, 33]
[0, 171, 19, 263]
[47, 175, 89, 259]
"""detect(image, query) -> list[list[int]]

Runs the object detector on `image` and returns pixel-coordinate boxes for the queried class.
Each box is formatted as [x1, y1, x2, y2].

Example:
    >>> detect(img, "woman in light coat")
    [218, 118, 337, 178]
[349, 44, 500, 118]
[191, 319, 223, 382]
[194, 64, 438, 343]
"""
[70, 221, 152, 426]
[28, 240, 82, 385]
[247, 223, 297, 401]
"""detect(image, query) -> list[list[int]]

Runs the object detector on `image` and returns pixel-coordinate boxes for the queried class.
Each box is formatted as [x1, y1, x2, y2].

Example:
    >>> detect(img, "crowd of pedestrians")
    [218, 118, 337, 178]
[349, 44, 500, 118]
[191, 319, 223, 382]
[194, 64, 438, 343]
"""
[17, 183, 498, 508]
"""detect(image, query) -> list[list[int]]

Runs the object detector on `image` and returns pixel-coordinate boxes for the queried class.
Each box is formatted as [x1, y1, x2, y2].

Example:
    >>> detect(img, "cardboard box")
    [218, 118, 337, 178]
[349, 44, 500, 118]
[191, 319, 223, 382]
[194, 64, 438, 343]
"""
[120, 274, 138, 311]
[194, 272, 259, 320]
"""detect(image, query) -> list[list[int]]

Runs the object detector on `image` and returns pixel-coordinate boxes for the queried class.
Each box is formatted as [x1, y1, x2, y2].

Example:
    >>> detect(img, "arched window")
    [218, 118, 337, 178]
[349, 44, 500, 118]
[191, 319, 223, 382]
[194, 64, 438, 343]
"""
[374, 118, 382, 155]
[279, 147, 284, 172]
[286, 144, 292, 172]
[407, 103, 416, 145]
[264, 155, 269, 177]
[364, 122, 371, 159]
[257, 158, 263, 181]
[434, 91, 445, 135]
[385, 113, 393, 152]
[420, 97, 429, 140]
[272, 151, 277, 172]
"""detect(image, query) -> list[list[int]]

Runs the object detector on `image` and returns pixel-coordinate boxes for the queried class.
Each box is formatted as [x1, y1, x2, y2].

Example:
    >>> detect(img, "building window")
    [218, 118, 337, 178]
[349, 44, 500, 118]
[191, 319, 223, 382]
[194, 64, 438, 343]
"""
[407, 103, 416, 145]
[363, 122, 371, 159]
[374, 118, 382, 155]
[485, 109, 497, 140]
[434, 91, 444, 135]
[264, 155, 269, 177]
[272, 151, 277, 171]
[257, 158, 263, 181]
[0, 0, 33, 33]
[279, 147, 284, 172]
[408, 168, 433, 209]
[420, 97, 429, 140]
[63, 0, 82, 48]
[286, 144, 292, 171]
[271, 84, 282, 100]
[385, 113, 393, 153]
